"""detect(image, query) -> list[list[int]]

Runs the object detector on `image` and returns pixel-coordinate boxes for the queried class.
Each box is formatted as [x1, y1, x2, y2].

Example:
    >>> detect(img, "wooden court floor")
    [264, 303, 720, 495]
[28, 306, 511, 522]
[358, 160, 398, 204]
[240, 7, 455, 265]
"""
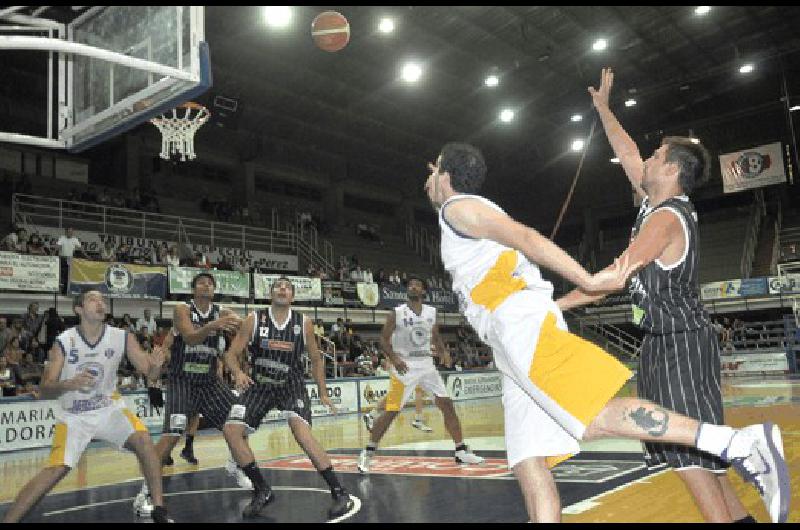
[0, 375, 797, 523]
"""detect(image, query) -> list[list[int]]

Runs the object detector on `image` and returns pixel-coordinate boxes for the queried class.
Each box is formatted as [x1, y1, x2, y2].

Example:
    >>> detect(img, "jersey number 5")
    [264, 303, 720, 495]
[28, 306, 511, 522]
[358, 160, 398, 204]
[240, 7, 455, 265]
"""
[67, 350, 79, 364]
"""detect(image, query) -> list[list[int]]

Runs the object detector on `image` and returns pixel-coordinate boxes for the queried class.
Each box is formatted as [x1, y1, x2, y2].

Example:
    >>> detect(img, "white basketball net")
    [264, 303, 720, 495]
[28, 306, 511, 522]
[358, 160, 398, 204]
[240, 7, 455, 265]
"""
[150, 104, 210, 161]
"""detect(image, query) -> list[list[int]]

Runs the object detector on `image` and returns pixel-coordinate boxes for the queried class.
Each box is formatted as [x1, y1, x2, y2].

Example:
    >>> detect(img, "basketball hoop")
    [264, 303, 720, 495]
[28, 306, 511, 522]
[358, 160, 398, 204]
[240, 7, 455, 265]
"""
[149, 101, 210, 162]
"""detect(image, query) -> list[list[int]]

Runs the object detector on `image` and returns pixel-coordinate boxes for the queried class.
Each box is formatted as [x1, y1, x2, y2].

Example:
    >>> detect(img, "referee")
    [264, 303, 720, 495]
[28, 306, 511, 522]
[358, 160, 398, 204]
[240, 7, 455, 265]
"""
[558, 68, 756, 523]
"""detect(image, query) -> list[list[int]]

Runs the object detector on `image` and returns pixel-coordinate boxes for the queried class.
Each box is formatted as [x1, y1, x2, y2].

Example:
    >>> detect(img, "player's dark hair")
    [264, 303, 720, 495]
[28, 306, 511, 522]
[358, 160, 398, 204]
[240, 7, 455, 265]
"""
[662, 136, 711, 194]
[439, 143, 487, 193]
[191, 272, 216, 288]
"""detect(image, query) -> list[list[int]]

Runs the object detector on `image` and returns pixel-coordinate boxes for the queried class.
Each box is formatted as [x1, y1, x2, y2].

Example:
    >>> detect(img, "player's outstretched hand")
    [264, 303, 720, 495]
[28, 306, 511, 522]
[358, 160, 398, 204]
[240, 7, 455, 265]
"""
[585, 254, 641, 293]
[234, 370, 254, 392]
[588, 67, 614, 110]
[321, 394, 338, 415]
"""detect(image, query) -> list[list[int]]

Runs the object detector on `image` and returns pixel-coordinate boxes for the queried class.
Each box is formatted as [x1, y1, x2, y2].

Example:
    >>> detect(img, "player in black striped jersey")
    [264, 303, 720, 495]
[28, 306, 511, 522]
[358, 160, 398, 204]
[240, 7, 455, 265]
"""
[222, 277, 354, 520]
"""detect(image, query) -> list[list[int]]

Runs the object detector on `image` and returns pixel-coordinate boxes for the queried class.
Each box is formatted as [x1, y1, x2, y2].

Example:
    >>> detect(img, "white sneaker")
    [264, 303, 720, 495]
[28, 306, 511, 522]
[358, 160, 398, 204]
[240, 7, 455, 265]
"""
[133, 492, 154, 517]
[455, 447, 484, 465]
[723, 423, 790, 524]
[357, 449, 372, 474]
[363, 413, 375, 432]
[411, 419, 433, 433]
[225, 458, 253, 489]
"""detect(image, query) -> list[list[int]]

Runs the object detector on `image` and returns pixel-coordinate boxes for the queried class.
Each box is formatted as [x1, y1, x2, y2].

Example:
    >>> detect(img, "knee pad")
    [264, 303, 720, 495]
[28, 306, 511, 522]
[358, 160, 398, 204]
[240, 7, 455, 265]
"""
[169, 413, 187, 434]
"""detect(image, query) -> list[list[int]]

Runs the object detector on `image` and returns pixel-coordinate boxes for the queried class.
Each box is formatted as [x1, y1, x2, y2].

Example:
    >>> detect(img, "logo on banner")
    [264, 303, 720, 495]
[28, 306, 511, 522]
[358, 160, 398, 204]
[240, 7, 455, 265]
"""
[105, 264, 133, 293]
[731, 151, 771, 179]
[451, 377, 463, 398]
[363, 383, 386, 404]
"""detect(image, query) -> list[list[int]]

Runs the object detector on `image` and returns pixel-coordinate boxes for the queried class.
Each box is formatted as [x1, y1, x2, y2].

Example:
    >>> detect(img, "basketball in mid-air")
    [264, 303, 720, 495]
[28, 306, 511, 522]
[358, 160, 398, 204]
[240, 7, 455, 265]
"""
[311, 11, 350, 52]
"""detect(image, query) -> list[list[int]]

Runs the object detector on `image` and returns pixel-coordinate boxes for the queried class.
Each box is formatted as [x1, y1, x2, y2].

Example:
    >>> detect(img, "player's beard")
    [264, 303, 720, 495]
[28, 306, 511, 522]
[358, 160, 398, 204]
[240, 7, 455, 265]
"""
[408, 293, 422, 302]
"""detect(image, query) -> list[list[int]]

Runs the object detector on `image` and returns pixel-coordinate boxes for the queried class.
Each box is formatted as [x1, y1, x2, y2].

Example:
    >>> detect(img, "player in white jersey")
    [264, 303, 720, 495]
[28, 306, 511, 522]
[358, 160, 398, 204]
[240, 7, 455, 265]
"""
[357, 277, 483, 473]
[2, 290, 174, 523]
[425, 142, 789, 523]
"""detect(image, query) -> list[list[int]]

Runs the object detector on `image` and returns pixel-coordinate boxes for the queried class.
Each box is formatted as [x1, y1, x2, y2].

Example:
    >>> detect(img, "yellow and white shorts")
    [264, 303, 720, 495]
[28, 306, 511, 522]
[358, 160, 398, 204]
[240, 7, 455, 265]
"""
[385, 362, 449, 412]
[485, 290, 633, 469]
[48, 401, 148, 469]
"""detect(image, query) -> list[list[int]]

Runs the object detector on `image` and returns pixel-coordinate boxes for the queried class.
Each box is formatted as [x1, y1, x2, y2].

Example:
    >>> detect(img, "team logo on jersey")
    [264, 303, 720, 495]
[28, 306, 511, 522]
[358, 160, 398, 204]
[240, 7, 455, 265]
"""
[104, 348, 115, 359]
[105, 264, 134, 294]
[410, 325, 431, 347]
[76, 362, 105, 394]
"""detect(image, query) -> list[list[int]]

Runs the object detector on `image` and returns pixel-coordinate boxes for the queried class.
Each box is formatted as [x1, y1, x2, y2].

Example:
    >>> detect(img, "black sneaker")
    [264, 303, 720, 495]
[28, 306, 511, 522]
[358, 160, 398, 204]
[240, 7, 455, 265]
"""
[162, 455, 174, 466]
[328, 489, 354, 519]
[151, 506, 175, 523]
[243, 487, 275, 518]
[180, 448, 199, 465]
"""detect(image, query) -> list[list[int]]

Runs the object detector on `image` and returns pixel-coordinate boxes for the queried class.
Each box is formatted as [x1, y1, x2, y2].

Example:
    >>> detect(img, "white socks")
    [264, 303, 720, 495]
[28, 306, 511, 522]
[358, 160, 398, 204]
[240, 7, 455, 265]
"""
[415, 414, 423, 422]
[695, 423, 736, 458]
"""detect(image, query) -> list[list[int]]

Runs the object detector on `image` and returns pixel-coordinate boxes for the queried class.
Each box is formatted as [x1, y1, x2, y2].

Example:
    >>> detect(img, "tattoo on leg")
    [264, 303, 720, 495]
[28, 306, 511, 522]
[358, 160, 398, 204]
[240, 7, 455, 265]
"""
[628, 407, 669, 437]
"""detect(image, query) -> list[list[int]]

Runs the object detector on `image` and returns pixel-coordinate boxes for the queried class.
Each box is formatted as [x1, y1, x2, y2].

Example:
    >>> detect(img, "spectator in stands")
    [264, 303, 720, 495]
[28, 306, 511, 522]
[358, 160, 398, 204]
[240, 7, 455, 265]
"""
[217, 254, 234, 271]
[376, 268, 386, 284]
[0, 355, 22, 397]
[18, 352, 42, 385]
[389, 270, 401, 285]
[2, 227, 27, 253]
[400, 272, 408, 286]
[9, 318, 26, 350]
[166, 246, 181, 268]
[99, 239, 116, 262]
[331, 318, 345, 349]
[194, 252, 210, 269]
[120, 313, 135, 333]
[44, 308, 64, 351]
[22, 302, 44, 344]
[374, 356, 390, 377]
[0, 317, 11, 359]
[116, 242, 132, 263]
[56, 227, 86, 276]
[355, 351, 374, 376]
[235, 257, 249, 275]
[3, 336, 24, 366]
[17, 381, 40, 399]
[26, 337, 46, 364]
[135, 309, 157, 338]
[26, 233, 47, 255]
[350, 265, 363, 283]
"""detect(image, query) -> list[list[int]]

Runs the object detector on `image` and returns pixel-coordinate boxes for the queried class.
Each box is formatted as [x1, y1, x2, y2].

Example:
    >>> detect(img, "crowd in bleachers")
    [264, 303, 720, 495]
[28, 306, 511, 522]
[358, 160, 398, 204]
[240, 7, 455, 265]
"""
[711, 316, 796, 354]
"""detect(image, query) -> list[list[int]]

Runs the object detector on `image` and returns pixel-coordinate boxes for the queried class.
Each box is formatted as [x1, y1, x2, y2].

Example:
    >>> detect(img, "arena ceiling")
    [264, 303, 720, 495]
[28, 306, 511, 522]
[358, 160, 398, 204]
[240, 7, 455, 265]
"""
[3, 6, 800, 233]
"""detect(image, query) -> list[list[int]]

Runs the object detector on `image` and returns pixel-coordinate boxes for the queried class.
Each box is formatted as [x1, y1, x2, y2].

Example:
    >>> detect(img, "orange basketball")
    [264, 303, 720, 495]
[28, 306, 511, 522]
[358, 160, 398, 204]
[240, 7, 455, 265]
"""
[311, 11, 350, 52]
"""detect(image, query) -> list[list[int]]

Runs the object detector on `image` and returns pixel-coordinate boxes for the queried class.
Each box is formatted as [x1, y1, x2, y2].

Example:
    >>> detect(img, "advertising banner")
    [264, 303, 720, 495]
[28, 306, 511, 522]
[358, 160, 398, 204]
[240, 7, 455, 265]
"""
[69, 259, 167, 299]
[0, 252, 59, 292]
[720, 353, 789, 375]
[720, 142, 786, 193]
[445, 372, 503, 401]
[168, 267, 250, 298]
[254, 274, 322, 302]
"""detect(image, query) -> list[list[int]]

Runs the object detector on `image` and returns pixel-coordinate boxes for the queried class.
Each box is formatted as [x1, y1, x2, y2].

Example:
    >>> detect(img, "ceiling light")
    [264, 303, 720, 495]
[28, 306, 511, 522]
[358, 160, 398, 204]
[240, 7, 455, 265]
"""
[571, 114, 583, 122]
[378, 18, 394, 34]
[625, 98, 637, 107]
[401, 62, 422, 83]
[790, 105, 800, 112]
[690, 137, 700, 144]
[499, 109, 515, 123]
[610, 157, 620, 163]
[739, 63, 754, 74]
[592, 38, 608, 52]
[694, 6, 711, 15]
[571, 139, 585, 152]
[485, 75, 499, 87]
[263, 6, 292, 28]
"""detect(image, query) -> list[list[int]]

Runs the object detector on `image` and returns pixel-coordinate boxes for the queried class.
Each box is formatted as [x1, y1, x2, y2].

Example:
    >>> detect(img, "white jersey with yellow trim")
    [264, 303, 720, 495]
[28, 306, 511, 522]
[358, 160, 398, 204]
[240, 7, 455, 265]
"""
[391, 303, 437, 367]
[54, 325, 127, 415]
[438, 194, 555, 338]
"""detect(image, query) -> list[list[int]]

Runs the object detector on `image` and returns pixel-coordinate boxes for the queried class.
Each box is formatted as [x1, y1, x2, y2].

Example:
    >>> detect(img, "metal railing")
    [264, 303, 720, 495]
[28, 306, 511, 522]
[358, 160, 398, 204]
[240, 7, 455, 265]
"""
[12, 193, 299, 257]
[404, 223, 442, 269]
[567, 311, 642, 360]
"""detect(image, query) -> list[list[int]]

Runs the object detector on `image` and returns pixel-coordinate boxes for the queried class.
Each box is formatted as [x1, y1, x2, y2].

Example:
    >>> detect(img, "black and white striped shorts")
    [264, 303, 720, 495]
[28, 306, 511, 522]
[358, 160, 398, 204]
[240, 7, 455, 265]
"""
[227, 380, 312, 430]
[638, 325, 729, 472]
[163, 377, 236, 435]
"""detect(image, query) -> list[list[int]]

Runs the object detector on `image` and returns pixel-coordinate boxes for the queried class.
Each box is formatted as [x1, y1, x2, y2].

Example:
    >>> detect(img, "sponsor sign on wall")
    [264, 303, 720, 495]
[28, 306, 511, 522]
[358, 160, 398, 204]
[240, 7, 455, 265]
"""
[445, 372, 503, 401]
[254, 274, 322, 302]
[168, 267, 250, 298]
[0, 252, 59, 292]
[720, 353, 789, 375]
